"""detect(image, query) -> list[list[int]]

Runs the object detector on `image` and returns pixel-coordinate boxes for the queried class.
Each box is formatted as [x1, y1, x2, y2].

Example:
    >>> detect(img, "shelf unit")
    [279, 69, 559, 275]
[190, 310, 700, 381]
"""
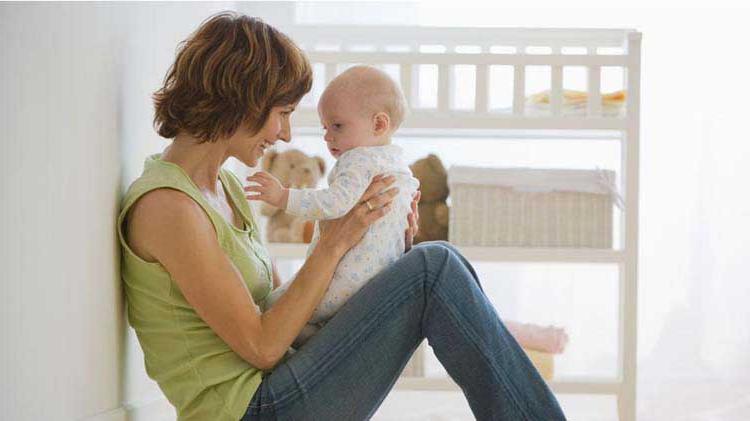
[275, 25, 641, 420]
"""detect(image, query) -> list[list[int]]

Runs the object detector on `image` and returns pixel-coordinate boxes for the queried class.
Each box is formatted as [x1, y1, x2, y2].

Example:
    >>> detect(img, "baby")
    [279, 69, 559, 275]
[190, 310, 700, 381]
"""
[248, 65, 419, 347]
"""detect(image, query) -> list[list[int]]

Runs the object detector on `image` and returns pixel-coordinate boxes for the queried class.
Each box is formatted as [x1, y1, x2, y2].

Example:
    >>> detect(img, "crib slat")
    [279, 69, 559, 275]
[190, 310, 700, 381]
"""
[475, 64, 489, 113]
[551, 64, 563, 116]
[438, 63, 450, 112]
[587, 65, 602, 116]
[513, 65, 526, 115]
[400, 63, 413, 107]
[325, 63, 337, 84]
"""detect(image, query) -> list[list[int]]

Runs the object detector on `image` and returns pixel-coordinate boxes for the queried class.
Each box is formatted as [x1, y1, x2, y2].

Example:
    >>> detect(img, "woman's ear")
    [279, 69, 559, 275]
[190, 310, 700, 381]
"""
[372, 112, 391, 136]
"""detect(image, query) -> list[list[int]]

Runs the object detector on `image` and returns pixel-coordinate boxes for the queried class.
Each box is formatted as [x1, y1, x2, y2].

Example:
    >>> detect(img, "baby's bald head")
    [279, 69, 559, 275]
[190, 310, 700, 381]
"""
[319, 65, 407, 133]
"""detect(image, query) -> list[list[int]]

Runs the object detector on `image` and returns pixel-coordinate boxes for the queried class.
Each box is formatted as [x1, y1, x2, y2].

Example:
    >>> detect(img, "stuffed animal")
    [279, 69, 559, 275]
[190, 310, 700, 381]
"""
[410, 154, 449, 244]
[260, 149, 326, 243]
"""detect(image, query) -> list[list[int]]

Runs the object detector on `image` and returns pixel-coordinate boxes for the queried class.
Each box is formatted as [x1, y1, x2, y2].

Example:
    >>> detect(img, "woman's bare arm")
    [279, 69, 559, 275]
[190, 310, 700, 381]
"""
[125, 176, 397, 370]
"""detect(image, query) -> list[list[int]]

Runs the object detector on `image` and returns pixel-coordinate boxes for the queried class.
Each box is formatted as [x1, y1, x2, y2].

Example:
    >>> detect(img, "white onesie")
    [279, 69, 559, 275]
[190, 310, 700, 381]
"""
[264, 144, 419, 327]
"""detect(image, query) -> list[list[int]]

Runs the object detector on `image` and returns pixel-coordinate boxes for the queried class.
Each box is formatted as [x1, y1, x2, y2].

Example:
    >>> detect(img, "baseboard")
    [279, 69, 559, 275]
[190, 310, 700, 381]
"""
[85, 398, 175, 421]
[86, 407, 127, 421]
[125, 398, 176, 421]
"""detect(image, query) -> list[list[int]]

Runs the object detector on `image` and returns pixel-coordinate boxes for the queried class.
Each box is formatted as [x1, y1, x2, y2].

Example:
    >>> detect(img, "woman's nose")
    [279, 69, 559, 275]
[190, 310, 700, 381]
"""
[278, 120, 291, 143]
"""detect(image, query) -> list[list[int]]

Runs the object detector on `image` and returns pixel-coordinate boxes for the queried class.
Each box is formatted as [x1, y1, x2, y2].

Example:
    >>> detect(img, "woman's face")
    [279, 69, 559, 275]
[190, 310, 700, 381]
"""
[228, 104, 295, 167]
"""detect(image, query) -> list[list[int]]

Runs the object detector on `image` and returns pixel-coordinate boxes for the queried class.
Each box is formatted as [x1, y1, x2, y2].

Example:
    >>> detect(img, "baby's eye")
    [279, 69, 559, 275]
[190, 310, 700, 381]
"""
[333, 123, 342, 130]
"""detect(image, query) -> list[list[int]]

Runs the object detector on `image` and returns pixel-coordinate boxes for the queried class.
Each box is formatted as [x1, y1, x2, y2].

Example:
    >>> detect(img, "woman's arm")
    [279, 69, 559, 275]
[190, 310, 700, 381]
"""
[126, 176, 397, 370]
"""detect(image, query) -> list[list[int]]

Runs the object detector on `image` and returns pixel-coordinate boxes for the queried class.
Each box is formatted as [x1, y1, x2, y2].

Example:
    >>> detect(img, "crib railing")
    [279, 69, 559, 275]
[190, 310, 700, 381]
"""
[286, 26, 640, 129]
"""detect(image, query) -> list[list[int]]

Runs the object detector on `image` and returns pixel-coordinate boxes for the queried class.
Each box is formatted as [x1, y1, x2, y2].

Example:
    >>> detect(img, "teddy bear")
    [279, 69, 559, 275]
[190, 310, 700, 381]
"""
[259, 149, 326, 243]
[410, 154, 449, 244]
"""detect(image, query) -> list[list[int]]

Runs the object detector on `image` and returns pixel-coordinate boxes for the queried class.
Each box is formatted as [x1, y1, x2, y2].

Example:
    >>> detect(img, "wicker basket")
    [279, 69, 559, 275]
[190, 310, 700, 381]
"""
[448, 166, 618, 248]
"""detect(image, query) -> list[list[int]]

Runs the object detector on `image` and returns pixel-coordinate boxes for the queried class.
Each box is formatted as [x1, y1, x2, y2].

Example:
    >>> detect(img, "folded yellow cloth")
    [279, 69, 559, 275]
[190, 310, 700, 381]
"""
[528, 89, 626, 106]
[523, 348, 555, 381]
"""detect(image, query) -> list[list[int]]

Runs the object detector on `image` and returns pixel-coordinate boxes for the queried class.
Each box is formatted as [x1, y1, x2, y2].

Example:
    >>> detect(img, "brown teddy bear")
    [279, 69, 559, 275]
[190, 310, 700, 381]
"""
[260, 149, 326, 243]
[410, 154, 449, 244]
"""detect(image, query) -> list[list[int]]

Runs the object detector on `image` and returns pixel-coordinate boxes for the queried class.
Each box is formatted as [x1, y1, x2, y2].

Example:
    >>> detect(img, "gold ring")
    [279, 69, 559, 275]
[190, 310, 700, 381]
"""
[365, 200, 374, 211]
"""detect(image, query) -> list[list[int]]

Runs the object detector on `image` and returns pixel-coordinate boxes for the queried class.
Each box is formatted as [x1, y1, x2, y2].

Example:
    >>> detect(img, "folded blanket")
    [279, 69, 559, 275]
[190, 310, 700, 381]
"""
[506, 320, 569, 354]
[523, 348, 555, 381]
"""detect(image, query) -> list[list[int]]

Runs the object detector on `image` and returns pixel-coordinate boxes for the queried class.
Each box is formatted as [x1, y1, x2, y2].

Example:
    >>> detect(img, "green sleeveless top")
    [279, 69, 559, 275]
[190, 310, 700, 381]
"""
[117, 154, 274, 421]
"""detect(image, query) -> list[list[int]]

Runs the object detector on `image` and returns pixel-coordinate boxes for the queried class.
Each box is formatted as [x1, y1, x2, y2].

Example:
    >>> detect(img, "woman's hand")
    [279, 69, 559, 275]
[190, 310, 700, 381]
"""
[405, 190, 421, 252]
[318, 175, 398, 257]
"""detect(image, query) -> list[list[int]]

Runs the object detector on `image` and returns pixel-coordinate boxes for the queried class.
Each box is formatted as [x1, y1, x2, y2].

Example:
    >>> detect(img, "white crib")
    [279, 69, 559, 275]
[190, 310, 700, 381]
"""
[271, 25, 642, 421]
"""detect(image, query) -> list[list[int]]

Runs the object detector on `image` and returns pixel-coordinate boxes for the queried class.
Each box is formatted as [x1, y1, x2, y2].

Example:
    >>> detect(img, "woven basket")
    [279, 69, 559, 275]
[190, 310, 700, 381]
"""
[448, 166, 618, 248]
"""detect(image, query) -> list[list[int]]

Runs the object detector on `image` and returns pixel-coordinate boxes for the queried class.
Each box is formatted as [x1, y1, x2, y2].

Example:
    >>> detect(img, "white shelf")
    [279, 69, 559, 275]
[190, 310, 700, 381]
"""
[267, 242, 623, 264]
[274, 25, 641, 420]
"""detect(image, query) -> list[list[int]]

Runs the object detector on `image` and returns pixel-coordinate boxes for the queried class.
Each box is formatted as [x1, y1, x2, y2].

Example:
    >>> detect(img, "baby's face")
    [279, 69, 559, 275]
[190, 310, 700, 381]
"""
[318, 90, 375, 159]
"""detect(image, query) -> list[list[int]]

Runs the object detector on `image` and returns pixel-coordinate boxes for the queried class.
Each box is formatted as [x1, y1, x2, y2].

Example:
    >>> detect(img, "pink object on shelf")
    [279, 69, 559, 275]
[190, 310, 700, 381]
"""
[505, 320, 569, 354]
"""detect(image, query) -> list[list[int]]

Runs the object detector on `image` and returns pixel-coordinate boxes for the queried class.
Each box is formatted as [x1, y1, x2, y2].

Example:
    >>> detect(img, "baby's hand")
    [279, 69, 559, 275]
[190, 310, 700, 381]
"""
[244, 171, 289, 209]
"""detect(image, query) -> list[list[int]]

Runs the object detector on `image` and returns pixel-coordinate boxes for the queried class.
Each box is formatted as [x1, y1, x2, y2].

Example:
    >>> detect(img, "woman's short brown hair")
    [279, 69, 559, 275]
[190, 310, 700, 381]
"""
[153, 12, 312, 143]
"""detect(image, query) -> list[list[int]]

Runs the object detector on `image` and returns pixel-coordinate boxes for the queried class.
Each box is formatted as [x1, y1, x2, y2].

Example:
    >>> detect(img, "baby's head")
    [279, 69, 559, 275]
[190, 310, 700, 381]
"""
[318, 65, 407, 158]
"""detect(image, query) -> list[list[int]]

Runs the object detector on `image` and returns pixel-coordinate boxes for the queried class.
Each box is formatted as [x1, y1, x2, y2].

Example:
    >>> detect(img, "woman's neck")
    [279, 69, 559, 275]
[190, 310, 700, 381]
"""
[161, 133, 229, 194]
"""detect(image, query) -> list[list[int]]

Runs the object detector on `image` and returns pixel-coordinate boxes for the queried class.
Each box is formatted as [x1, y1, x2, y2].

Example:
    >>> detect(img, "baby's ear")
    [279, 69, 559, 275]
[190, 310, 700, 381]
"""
[315, 156, 326, 175]
[262, 150, 278, 172]
[373, 112, 391, 136]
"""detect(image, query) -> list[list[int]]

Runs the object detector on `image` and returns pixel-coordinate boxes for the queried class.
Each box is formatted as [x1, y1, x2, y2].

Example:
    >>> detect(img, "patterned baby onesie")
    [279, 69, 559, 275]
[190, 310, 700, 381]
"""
[265, 144, 419, 337]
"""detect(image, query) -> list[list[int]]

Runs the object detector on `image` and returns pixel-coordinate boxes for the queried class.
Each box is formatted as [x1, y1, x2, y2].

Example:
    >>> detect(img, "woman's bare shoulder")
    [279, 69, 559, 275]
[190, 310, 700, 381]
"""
[125, 188, 212, 262]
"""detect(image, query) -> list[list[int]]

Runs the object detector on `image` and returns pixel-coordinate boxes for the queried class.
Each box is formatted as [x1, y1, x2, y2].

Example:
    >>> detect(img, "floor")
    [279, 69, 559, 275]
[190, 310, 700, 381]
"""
[373, 380, 750, 420]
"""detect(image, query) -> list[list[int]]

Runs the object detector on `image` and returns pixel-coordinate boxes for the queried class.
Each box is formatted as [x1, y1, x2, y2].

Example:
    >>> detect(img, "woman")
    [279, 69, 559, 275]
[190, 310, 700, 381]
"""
[118, 12, 566, 421]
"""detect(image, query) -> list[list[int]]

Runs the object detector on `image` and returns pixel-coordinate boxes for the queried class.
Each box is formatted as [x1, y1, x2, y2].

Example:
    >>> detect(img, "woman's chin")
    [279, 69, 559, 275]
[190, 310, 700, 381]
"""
[244, 147, 268, 167]
[239, 153, 260, 168]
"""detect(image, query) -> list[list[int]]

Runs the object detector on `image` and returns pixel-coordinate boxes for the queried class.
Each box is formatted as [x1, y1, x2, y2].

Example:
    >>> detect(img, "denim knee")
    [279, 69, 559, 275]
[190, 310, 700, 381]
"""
[409, 242, 455, 288]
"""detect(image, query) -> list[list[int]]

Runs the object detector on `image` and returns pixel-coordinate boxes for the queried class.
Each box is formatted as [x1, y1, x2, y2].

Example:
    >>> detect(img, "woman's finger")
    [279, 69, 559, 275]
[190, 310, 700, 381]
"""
[366, 186, 399, 209]
[364, 203, 392, 223]
[360, 175, 396, 203]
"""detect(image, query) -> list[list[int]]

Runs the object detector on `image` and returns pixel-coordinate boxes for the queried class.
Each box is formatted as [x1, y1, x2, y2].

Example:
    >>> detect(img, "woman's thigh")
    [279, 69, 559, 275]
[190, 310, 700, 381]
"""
[242, 243, 441, 420]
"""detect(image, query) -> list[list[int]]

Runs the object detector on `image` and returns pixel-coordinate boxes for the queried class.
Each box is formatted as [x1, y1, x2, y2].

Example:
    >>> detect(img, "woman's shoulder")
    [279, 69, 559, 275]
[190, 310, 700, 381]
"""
[124, 188, 213, 262]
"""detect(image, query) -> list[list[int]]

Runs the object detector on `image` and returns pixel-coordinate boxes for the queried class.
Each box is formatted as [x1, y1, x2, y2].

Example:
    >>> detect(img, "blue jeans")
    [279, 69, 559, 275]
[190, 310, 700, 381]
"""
[241, 242, 566, 420]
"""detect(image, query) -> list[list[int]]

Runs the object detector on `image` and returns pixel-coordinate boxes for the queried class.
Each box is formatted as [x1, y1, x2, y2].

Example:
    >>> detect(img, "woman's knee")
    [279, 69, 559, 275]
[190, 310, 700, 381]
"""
[414, 240, 461, 257]
[411, 242, 479, 292]
[410, 242, 452, 266]
[409, 242, 464, 285]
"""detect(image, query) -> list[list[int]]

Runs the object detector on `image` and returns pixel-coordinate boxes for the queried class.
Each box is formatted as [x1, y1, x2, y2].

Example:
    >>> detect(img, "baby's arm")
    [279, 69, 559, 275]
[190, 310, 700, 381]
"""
[245, 171, 289, 209]
[286, 158, 372, 220]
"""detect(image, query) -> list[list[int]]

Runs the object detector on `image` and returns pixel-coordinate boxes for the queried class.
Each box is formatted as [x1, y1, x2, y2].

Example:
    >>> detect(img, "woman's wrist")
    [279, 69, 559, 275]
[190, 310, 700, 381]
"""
[316, 234, 348, 260]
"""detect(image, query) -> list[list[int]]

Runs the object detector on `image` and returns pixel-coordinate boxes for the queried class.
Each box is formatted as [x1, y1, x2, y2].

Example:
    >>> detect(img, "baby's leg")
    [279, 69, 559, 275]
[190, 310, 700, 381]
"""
[307, 278, 360, 324]
[265, 283, 328, 347]
[262, 282, 288, 311]
[292, 322, 324, 349]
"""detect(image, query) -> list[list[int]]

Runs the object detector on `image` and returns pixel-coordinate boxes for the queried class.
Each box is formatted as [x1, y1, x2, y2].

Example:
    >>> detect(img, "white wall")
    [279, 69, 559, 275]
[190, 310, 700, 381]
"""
[0, 3, 235, 420]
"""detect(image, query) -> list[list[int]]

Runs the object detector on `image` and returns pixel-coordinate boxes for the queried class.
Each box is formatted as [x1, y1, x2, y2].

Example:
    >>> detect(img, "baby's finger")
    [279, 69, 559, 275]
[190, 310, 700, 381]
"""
[243, 185, 264, 193]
